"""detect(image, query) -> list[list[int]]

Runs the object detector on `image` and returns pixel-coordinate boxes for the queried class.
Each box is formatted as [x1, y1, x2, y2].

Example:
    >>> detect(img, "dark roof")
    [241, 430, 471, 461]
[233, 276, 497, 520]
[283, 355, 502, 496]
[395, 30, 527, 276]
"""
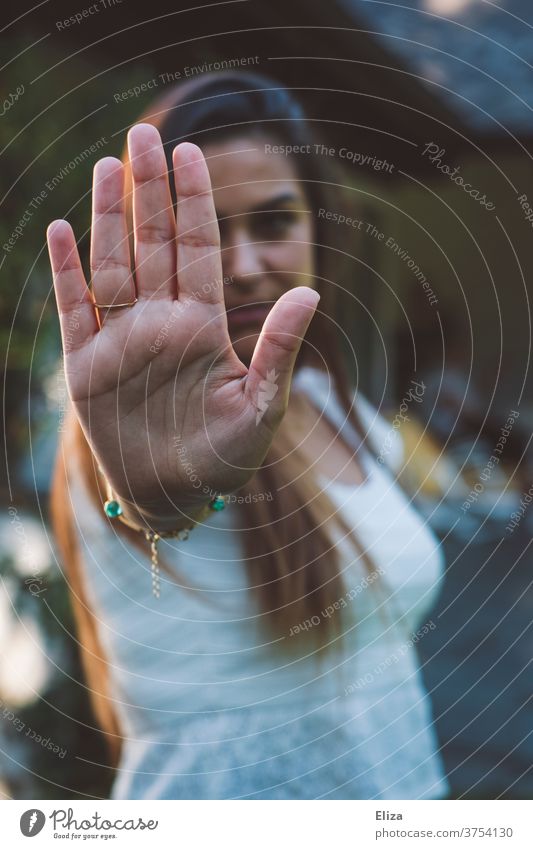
[10, 0, 470, 164]
[341, 0, 533, 134]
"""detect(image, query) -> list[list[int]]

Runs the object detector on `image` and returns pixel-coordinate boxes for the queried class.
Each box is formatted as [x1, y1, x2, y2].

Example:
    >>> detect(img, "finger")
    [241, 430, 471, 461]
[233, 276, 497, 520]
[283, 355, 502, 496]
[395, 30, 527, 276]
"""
[90, 157, 135, 315]
[127, 123, 176, 299]
[246, 287, 320, 428]
[173, 142, 224, 306]
[47, 220, 98, 351]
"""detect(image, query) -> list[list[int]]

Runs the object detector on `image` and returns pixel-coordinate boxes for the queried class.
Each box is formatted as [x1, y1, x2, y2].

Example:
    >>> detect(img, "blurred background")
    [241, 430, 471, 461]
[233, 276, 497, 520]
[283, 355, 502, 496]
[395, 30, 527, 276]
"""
[1, 0, 532, 799]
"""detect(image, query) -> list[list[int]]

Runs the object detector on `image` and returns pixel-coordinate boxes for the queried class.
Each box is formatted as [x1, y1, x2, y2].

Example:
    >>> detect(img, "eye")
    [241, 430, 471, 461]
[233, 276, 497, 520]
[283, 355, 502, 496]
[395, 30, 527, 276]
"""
[252, 209, 298, 238]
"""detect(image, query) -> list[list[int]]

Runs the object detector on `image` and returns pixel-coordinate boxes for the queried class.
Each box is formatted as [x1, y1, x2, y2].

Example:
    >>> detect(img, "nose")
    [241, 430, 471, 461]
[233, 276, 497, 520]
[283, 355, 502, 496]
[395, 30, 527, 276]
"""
[222, 229, 264, 284]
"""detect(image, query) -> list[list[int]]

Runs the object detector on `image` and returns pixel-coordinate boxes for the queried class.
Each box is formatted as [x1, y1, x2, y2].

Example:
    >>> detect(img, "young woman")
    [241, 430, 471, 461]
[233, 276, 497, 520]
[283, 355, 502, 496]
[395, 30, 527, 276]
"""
[47, 71, 448, 800]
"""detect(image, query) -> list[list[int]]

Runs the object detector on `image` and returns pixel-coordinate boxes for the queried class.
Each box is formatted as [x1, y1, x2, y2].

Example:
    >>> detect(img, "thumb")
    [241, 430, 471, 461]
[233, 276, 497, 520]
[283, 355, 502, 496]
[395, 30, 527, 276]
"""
[245, 286, 320, 429]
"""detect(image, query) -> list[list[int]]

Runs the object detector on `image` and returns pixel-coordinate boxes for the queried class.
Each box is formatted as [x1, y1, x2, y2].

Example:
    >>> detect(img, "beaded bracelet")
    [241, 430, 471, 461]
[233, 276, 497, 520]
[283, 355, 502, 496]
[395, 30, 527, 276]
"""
[100, 471, 227, 598]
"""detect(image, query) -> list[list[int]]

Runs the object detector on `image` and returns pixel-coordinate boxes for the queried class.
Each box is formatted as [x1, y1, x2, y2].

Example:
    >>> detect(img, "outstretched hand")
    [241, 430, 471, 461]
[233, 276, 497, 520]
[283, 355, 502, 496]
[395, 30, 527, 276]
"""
[47, 123, 319, 523]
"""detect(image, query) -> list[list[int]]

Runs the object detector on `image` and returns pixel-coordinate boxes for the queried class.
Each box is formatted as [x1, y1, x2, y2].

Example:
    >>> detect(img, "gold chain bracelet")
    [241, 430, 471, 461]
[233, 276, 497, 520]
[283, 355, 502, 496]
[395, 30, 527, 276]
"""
[98, 469, 227, 598]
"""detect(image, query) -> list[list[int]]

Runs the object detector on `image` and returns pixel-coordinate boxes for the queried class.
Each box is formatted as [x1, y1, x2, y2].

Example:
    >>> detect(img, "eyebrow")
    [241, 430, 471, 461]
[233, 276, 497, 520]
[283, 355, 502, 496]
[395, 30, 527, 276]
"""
[217, 192, 305, 220]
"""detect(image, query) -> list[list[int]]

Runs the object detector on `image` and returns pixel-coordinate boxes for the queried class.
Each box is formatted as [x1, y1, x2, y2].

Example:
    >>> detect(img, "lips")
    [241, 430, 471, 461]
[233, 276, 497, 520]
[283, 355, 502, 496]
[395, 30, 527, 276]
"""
[226, 304, 272, 329]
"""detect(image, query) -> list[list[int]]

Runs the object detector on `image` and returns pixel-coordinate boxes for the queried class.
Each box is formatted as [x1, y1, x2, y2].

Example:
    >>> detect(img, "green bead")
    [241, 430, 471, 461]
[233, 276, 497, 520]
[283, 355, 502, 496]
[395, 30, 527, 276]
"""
[104, 499, 123, 518]
[210, 495, 226, 511]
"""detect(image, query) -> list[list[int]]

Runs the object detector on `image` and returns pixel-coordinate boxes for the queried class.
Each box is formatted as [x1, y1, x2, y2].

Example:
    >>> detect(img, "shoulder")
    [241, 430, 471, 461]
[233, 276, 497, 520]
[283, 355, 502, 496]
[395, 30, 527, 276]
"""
[354, 393, 405, 475]
[293, 366, 404, 475]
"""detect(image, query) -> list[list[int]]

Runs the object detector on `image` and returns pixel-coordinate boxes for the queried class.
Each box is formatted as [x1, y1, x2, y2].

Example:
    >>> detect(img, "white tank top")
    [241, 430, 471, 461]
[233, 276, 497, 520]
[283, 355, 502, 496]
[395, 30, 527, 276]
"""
[67, 365, 449, 800]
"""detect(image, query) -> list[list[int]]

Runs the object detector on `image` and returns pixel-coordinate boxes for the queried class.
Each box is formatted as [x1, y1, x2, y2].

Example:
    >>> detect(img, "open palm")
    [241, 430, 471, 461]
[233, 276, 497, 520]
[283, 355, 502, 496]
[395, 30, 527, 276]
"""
[47, 124, 319, 525]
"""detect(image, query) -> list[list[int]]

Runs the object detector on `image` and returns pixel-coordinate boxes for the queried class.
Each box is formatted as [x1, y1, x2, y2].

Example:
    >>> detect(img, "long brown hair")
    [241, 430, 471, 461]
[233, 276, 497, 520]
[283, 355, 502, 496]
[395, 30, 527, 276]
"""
[51, 71, 384, 771]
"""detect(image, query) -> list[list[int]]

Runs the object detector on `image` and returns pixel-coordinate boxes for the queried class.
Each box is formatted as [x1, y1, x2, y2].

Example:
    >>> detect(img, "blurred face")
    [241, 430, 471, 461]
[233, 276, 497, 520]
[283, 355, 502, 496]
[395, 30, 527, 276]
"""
[202, 134, 315, 364]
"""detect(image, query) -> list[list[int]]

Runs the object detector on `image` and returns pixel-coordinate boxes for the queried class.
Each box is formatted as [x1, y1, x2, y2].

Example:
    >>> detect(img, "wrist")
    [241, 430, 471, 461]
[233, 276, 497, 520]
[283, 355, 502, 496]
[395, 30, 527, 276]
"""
[96, 467, 225, 535]
[117, 495, 215, 535]
[93, 466, 229, 601]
